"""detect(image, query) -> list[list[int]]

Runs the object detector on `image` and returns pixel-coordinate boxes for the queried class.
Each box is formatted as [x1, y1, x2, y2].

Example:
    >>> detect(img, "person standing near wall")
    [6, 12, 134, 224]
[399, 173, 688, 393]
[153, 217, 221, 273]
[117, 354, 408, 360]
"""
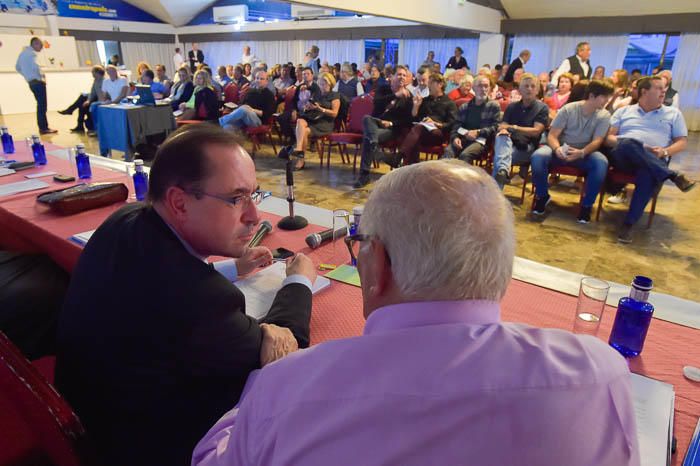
[15, 37, 57, 134]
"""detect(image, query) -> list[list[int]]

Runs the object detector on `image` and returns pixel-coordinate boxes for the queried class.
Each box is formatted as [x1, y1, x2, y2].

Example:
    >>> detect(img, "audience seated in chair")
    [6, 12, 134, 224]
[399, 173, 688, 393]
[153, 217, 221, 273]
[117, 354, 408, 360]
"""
[170, 66, 194, 111]
[605, 69, 630, 113]
[354, 66, 413, 188]
[288, 72, 340, 170]
[88, 64, 128, 136]
[154, 64, 172, 97]
[605, 75, 694, 244]
[492, 73, 549, 189]
[192, 159, 640, 466]
[277, 67, 320, 148]
[658, 70, 679, 108]
[443, 75, 500, 164]
[219, 71, 275, 131]
[177, 69, 219, 122]
[411, 66, 430, 98]
[59, 65, 105, 133]
[395, 73, 457, 166]
[364, 65, 386, 95]
[530, 80, 614, 223]
[447, 74, 475, 103]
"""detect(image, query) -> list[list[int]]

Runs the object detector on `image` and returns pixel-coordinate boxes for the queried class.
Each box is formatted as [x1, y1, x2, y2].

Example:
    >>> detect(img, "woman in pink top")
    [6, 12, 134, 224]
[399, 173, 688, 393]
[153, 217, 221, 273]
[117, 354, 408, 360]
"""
[545, 72, 573, 119]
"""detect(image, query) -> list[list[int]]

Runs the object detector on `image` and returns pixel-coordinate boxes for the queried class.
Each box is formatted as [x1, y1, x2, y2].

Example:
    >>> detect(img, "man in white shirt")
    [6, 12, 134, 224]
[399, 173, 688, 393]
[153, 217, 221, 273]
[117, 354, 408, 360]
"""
[88, 65, 128, 137]
[241, 45, 257, 66]
[173, 47, 184, 71]
[552, 42, 592, 83]
[15, 37, 56, 134]
[411, 66, 430, 98]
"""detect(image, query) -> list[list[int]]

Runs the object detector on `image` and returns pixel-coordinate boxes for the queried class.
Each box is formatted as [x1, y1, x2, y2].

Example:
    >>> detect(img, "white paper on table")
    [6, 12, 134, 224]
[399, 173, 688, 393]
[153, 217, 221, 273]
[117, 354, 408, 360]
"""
[25, 171, 57, 179]
[630, 373, 675, 466]
[70, 229, 96, 246]
[0, 168, 16, 177]
[0, 179, 49, 196]
[236, 261, 330, 320]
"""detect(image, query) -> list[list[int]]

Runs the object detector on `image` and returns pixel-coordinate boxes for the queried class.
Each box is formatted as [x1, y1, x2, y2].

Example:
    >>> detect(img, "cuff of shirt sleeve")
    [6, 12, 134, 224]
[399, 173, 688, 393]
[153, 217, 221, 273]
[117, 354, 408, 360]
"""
[212, 259, 238, 282]
[282, 274, 313, 292]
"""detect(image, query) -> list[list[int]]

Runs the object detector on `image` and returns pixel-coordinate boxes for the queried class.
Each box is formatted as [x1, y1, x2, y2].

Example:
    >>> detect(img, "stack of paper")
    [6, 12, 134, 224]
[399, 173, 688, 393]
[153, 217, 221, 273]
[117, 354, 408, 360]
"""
[631, 373, 675, 466]
[0, 179, 49, 196]
[236, 261, 330, 319]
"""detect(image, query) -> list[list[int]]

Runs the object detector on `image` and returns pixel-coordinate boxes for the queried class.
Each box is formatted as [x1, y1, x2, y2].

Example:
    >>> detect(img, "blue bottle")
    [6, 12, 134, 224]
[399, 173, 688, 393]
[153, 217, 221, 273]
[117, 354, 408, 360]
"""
[31, 135, 47, 165]
[609, 276, 655, 357]
[75, 143, 92, 179]
[349, 206, 363, 266]
[1, 127, 14, 155]
[133, 159, 148, 201]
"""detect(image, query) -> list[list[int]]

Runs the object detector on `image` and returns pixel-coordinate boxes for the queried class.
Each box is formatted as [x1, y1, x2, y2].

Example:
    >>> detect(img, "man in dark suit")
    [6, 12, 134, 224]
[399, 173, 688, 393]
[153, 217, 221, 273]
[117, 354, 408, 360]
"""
[55, 124, 316, 466]
[188, 42, 204, 73]
[503, 49, 530, 83]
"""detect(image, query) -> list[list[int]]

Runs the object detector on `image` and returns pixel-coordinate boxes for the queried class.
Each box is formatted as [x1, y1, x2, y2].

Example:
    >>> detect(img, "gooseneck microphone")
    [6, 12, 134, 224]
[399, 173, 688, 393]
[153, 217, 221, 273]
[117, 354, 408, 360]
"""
[247, 220, 272, 248]
[277, 158, 309, 230]
[305, 226, 348, 249]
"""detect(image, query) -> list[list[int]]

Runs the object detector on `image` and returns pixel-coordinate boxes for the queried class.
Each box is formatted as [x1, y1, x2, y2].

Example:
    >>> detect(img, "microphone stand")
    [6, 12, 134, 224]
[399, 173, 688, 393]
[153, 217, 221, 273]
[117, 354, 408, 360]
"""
[277, 157, 308, 230]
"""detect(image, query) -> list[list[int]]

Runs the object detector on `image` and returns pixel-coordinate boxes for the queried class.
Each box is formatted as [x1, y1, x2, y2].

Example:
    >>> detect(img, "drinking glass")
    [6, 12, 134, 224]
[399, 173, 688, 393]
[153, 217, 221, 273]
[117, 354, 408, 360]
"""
[125, 162, 137, 201]
[573, 277, 610, 336]
[332, 208, 350, 263]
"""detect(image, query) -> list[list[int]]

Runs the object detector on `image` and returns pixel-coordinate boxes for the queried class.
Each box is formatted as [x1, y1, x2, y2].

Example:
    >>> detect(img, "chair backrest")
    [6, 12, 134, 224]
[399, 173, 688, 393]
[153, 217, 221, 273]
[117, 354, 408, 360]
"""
[223, 83, 239, 104]
[282, 86, 296, 113]
[346, 94, 374, 134]
[0, 331, 88, 466]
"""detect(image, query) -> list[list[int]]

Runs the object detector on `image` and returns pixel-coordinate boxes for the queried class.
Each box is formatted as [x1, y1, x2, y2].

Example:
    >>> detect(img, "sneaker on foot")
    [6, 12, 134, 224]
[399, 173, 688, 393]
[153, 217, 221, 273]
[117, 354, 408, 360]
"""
[353, 172, 371, 189]
[617, 224, 633, 244]
[607, 190, 627, 204]
[576, 205, 592, 224]
[673, 173, 697, 193]
[495, 169, 510, 189]
[532, 194, 551, 215]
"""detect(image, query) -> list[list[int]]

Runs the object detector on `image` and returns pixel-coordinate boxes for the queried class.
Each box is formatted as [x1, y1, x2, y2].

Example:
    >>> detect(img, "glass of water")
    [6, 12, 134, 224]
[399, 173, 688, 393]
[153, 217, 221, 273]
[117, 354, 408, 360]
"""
[573, 277, 610, 336]
[332, 208, 350, 263]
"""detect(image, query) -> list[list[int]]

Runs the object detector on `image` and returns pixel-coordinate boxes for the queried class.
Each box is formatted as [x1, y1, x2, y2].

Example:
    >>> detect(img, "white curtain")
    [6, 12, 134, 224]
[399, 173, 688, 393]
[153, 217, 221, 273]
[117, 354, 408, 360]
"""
[121, 42, 177, 77]
[199, 40, 364, 71]
[398, 38, 479, 73]
[511, 34, 629, 76]
[76, 40, 100, 67]
[672, 33, 700, 131]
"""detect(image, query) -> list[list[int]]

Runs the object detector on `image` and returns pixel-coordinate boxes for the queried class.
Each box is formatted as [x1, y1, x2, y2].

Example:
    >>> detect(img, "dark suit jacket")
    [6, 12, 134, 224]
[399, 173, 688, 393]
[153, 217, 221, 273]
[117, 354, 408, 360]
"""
[504, 57, 524, 83]
[55, 203, 311, 466]
[188, 49, 204, 72]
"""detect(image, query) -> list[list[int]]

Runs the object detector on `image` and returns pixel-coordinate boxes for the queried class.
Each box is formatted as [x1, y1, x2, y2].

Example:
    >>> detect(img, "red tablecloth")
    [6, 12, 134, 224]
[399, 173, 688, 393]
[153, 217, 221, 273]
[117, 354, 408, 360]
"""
[1, 147, 698, 465]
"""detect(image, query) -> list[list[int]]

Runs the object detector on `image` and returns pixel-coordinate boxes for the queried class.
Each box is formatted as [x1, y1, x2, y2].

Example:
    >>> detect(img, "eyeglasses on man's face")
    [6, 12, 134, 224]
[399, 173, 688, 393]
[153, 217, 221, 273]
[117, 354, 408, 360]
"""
[182, 186, 269, 208]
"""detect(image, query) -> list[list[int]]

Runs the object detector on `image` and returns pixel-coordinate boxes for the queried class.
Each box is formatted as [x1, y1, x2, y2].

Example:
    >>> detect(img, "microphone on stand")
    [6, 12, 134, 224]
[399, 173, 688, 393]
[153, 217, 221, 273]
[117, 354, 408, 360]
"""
[277, 158, 308, 230]
[247, 220, 272, 248]
[305, 226, 347, 249]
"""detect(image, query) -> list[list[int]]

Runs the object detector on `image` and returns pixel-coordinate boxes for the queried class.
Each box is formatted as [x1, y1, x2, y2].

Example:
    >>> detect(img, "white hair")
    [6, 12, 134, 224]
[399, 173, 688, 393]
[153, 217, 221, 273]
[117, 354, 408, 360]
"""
[361, 160, 515, 301]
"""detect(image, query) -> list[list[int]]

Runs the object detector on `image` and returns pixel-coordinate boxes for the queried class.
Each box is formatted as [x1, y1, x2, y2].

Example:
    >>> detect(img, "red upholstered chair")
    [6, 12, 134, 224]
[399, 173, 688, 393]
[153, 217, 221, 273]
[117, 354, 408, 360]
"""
[273, 86, 298, 143]
[499, 99, 510, 112]
[323, 94, 374, 171]
[595, 168, 662, 228]
[0, 331, 90, 466]
[223, 83, 240, 104]
[245, 116, 277, 156]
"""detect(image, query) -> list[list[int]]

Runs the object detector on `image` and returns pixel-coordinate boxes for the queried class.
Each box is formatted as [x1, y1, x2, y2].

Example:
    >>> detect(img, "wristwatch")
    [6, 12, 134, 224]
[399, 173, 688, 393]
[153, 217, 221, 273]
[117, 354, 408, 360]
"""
[663, 149, 669, 157]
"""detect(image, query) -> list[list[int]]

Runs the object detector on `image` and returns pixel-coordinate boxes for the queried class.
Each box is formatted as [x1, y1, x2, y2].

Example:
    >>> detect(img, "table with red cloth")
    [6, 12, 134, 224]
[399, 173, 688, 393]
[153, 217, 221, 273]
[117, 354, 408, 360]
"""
[1, 146, 699, 465]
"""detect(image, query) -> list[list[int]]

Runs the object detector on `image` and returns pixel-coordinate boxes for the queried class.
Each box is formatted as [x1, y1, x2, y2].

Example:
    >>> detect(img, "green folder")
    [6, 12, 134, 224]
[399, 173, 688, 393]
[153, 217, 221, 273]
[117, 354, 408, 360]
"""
[325, 264, 361, 287]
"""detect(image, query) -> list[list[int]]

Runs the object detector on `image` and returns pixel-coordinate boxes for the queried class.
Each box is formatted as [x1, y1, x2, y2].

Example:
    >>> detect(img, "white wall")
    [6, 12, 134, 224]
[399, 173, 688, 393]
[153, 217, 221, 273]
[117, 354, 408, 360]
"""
[477, 33, 506, 68]
[0, 34, 79, 71]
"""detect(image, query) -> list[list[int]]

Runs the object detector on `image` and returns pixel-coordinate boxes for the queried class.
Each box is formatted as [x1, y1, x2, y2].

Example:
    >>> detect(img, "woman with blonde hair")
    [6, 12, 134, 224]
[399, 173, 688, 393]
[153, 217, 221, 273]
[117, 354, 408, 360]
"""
[177, 69, 218, 121]
[136, 61, 151, 76]
[605, 69, 630, 112]
[289, 71, 340, 170]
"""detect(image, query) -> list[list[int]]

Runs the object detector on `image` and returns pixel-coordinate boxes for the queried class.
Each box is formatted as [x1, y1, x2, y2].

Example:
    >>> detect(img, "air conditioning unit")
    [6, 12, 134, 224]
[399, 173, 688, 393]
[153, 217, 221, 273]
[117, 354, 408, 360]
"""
[213, 5, 248, 24]
[291, 5, 335, 19]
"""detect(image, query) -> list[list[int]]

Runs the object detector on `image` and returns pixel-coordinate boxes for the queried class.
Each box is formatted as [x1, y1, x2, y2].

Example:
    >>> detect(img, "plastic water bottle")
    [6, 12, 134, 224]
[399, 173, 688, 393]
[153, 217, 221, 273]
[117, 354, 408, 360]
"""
[1, 127, 14, 155]
[31, 135, 47, 165]
[608, 276, 655, 357]
[132, 159, 148, 201]
[349, 206, 363, 266]
[74, 144, 92, 179]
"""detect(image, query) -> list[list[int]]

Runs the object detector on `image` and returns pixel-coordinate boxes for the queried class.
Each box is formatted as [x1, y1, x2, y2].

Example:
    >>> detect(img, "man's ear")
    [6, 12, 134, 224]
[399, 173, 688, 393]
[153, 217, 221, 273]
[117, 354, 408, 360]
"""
[163, 186, 189, 223]
[365, 239, 394, 298]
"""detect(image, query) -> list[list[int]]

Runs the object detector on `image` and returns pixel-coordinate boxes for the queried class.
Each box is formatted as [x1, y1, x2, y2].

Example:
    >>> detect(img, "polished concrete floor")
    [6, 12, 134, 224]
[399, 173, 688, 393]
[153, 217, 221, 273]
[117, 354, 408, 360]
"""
[3, 110, 700, 302]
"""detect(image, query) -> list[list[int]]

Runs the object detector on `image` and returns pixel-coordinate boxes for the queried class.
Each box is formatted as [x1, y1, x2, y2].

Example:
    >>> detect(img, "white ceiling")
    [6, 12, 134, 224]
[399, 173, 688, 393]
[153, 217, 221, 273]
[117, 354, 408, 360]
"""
[500, 0, 700, 19]
[123, 0, 217, 26]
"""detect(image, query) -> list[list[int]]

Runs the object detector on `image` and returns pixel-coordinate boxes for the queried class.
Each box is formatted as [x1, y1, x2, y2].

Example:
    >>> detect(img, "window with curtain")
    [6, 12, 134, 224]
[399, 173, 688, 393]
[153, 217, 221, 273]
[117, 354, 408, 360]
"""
[75, 40, 100, 67]
[397, 38, 479, 73]
[510, 34, 629, 76]
[121, 42, 178, 78]
[671, 33, 700, 131]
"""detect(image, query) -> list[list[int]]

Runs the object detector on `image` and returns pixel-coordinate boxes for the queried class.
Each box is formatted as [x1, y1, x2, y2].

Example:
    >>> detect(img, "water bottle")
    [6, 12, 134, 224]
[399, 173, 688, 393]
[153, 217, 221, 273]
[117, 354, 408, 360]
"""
[132, 159, 148, 201]
[1, 127, 14, 155]
[31, 135, 47, 165]
[75, 144, 92, 179]
[608, 276, 655, 357]
[349, 206, 363, 266]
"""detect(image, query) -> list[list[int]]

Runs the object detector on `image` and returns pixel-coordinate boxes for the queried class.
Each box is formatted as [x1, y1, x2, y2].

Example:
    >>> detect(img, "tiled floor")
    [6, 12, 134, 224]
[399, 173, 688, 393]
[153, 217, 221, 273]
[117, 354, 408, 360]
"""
[3, 110, 700, 302]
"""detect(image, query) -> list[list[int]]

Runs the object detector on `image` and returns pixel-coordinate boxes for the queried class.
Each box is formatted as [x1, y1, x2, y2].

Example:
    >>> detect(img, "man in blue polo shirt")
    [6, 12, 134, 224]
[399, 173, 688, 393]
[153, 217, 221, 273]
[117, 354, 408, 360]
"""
[605, 75, 694, 243]
[137, 69, 167, 99]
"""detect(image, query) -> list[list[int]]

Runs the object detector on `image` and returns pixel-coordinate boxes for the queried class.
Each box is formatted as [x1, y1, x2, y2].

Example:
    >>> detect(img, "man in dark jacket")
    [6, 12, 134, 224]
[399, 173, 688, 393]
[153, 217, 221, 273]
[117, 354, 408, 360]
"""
[219, 70, 276, 129]
[353, 66, 413, 188]
[443, 75, 501, 163]
[55, 124, 316, 466]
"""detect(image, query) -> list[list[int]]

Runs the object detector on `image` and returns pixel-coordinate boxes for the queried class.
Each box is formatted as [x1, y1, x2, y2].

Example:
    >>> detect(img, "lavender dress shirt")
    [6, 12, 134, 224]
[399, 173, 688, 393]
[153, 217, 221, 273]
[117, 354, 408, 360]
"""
[192, 300, 640, 466]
